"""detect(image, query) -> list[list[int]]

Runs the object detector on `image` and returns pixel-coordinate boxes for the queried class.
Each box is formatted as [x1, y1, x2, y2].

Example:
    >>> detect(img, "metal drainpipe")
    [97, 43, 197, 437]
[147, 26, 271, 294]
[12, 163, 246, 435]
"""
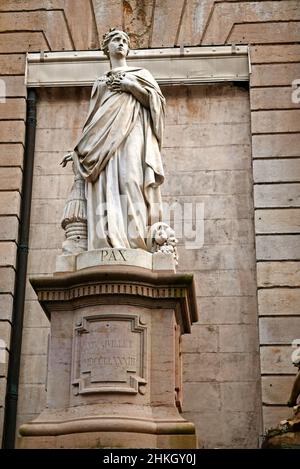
[2, 89, 37, 448]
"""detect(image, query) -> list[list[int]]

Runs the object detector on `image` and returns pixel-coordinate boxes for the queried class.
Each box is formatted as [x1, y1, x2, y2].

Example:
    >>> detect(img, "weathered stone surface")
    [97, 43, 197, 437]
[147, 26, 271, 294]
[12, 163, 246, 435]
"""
[258, 288, 300, 316]
[92, 0, 123, 42]
[251, 44, 300, 64]
[30, 199, 65, 224]
[259, 317, 300, 345]
[202, 1, 300, 45]
[164, 123, 250, 148]
[21, 327, 49, 356]
[0, 0, 98, 50]
[254, 159, 300, 183]
[177, 244, 254, 271]
[0, 121, 25, 144]
[151, 0, 185, 47]
[197, 296, 257, 325]
[218, 353, 259, 382]
[183, 382, 221, 412]
[0, 267, 15, 295]
[184, 409, 260, 449]
[0, 11, 73, 51]
[19, 354, 47, 385]
[252, 134, 300, 158]
[0, 144, 24, 167]
[0, 98, 26, 120]
[0, 167, 22, 191]
[177, 0, 215, 46]
[0, 32, 48, 53]
[165, 84, 249, 125]
[204, 219, 254, 245]
[256, 235, 300, 261]
[254, 184, 300, 208]
[183, 352, 220, 382]
[220, 381, 260, 412]
[35, 128, 82, 152]
[63, 0, 99, 50]
[0, 294, 13, 322]
[0, 377, 7, 406]
[163, 194, 253, 220]
[252, 111, 300, 134]
[262, 376, 296, 405]
[36, 89, 89, 130]
[0, 76, 26, 97]
[257, 261, 300, 288]
[27, 249, 59, 274]
[194, 269, 256, 297]
[0, 216, 19, 242]
[255, 209, 300, 234]
[0, 242, 17, 267]
[182, 410, 222, 448]
[0, 321, 11, 349]
[251, 88, 300, 111]
[0, 349, 9, 377]
[28, 224, 62, 250]
[122, 0, 155, 48]
[182, 325, 218, 353]
[230, 22, 300, 45]
[163, 170, 251, 196]
[17, 384, 46, 415]
[219, 325, 258, 353]
[0, 54, 25, 75]
[251, 64, 300, 87]
[32, 175, 74, 199]
[23, 301, 49, 328]
[163, 145, 251, 172]
[260, 346, 295, 374]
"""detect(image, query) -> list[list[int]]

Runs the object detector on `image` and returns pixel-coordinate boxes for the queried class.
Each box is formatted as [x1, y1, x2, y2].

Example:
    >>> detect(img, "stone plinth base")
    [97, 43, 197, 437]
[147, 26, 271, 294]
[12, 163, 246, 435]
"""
[56, 248, 176, 273]
[18, 260, 198, 449]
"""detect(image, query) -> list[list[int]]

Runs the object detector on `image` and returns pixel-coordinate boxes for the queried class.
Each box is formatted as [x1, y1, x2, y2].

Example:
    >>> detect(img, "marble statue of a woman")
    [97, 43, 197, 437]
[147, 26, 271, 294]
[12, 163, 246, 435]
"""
[61, 29, 167, 252]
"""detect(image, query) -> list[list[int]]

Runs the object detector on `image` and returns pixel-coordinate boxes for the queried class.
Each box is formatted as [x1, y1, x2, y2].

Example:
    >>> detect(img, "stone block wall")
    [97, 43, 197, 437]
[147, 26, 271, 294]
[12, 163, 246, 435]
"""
[0, 0, 299, 447]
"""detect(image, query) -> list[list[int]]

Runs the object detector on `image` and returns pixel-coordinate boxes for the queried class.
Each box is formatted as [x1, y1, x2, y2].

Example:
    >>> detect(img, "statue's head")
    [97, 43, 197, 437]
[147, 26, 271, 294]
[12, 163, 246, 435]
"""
[101, 28, 131, 58]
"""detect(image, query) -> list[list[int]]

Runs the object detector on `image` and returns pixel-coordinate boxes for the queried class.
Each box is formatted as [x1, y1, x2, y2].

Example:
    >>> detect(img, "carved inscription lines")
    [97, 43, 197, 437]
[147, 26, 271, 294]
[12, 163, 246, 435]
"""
[72, 314, 147, 395]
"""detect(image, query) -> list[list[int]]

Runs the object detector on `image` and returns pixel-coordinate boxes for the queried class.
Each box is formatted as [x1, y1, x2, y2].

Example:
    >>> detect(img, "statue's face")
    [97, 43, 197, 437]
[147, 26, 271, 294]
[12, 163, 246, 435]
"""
[108, 33, 129, 58]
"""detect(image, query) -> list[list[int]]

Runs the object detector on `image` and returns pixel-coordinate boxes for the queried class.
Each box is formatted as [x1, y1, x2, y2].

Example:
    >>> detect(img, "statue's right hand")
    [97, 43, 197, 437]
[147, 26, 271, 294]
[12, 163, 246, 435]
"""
[60, 152, 73, 167]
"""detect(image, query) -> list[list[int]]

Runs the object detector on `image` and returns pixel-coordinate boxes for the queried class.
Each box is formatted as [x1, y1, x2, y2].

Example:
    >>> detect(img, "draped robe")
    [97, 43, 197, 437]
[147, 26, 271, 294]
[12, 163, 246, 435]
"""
[72, 66, 165, 251]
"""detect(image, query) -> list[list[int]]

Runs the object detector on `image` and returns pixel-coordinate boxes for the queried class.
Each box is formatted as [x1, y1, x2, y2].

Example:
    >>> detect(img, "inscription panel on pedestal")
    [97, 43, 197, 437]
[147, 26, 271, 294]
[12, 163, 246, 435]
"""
[72, 314, 147, 394]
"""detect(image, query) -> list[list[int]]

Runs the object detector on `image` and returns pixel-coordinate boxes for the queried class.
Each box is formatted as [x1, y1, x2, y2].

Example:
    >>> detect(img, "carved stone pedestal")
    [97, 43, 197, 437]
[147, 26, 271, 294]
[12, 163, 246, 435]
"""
[18, 258, 198, 449]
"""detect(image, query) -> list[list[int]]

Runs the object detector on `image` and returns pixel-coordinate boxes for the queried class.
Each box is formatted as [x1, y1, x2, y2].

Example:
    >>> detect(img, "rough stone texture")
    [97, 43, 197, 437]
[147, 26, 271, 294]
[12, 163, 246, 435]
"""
[255, 209, 300, 234]
[258, 289, 300, 316]
[0, 144, 24, 168]
[251, 44, 300, 64]
[251, 64, 300, 87]
[253, 159, 300, 183]
[262, 376, 296, 405]
[256, 235, 300, 261]
[254, 184, 300, 208]
[252, 134, 300, 159]
[261, 347, 295, 374]
[0, 294, 13, 322]
[251, 88, 300, 111]
[257, 262, 300, 288]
